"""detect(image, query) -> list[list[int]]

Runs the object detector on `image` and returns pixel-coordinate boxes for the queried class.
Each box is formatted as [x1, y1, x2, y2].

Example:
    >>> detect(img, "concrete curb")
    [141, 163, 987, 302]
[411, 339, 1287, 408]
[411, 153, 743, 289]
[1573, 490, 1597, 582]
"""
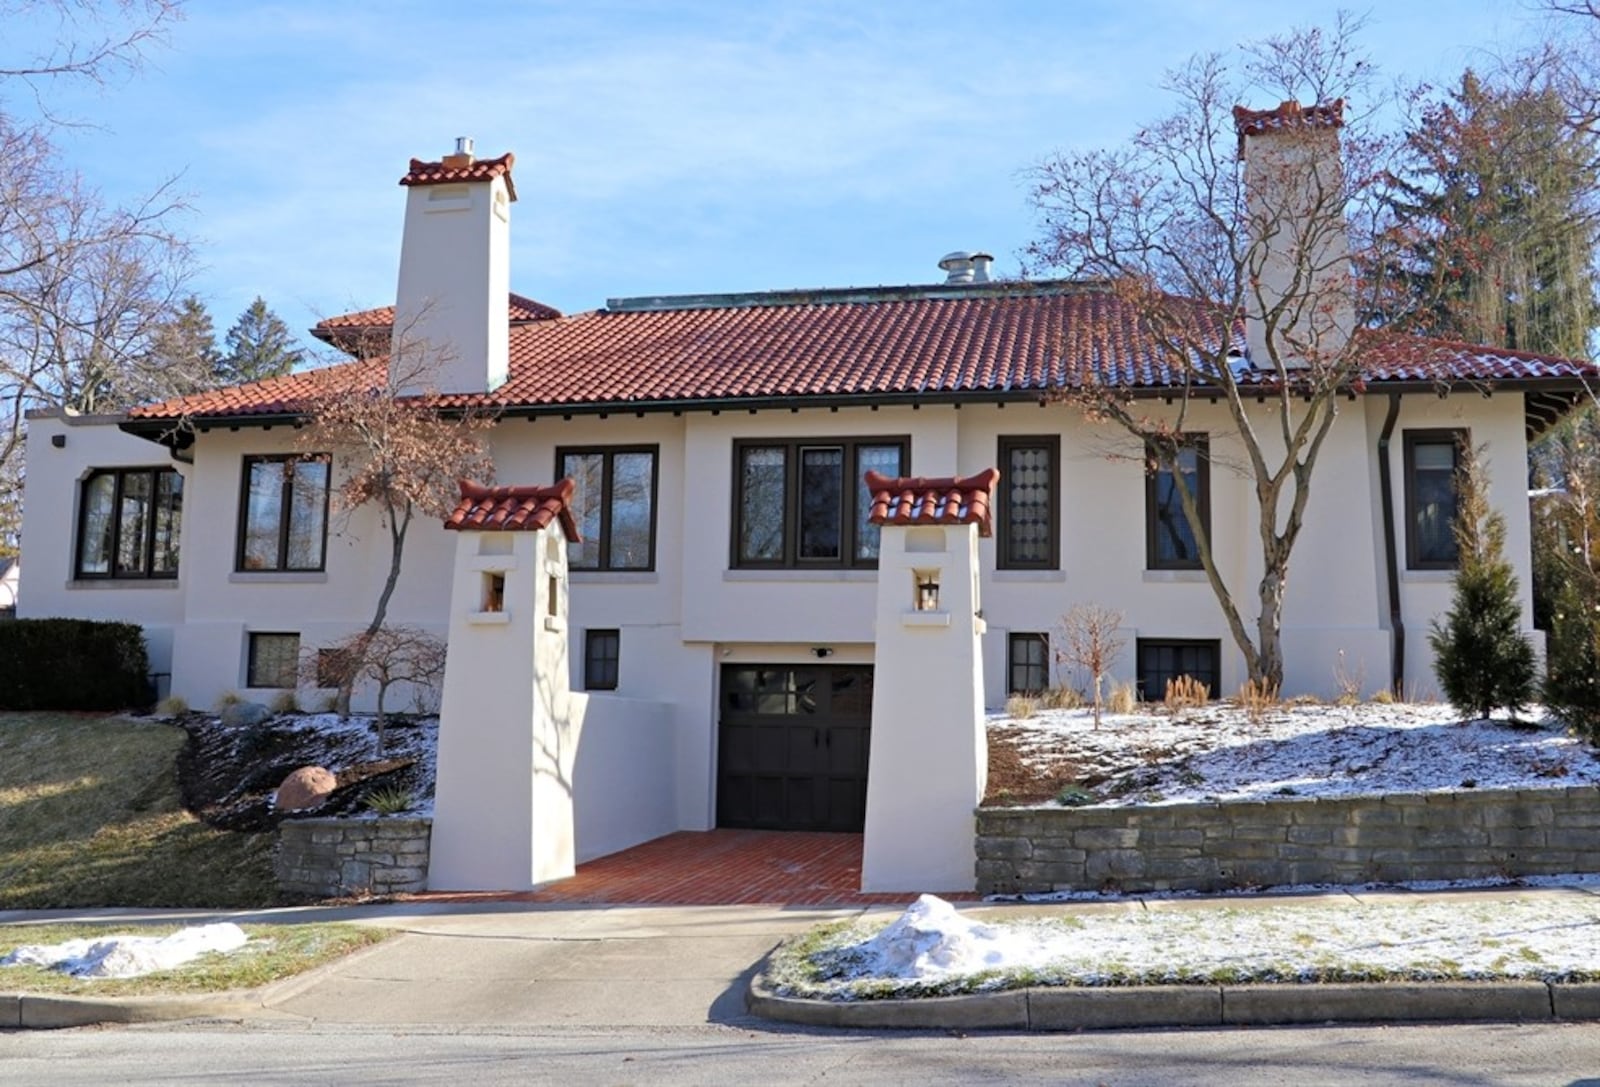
[0, 930, 401, 1030]
[748, 974, 1600, 1032]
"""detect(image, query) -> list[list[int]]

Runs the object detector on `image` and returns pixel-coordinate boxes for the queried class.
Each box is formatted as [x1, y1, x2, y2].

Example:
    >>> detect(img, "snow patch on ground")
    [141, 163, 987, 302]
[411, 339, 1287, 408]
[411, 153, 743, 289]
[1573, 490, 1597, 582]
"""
[991, 702, 1600, 806]
[1, 923, 249, 979]
[788, 887, 1600, 998]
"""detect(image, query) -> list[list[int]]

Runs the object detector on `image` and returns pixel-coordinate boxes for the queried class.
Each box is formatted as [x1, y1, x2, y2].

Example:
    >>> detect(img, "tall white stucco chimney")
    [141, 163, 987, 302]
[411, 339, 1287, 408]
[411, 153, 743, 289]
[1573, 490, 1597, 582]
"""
[1232, 100, 1353, 371]
[392, 138, 515, 396]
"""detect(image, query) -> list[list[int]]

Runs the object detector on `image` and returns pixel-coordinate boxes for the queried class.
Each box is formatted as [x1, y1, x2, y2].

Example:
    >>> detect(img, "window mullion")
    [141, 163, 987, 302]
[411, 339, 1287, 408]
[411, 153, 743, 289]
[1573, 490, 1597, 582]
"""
[278, 462, 294, 572]
[597, 454, 608, 568]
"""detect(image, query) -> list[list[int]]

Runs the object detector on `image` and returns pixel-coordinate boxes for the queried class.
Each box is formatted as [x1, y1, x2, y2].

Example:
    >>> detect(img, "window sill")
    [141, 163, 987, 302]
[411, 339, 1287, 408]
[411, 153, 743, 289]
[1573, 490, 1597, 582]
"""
[723, 569, 877, 583]
[991, 570, 1066, 583]
[468, 611, 511, 626]
[67, 578, 181, 590]
[571, 571, 659, 585]
[901, 610, 952, 627]
[1402, 570, 1457, 583]
[1142, 569, 1207, 583]
[229, 572, 329, 584]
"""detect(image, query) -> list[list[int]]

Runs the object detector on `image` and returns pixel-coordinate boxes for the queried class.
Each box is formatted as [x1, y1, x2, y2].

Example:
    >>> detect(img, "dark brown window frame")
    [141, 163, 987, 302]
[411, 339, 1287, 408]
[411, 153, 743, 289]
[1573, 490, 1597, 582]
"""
[584, 628, 621, 691]
[1135, 637, 1222, 701]
[1007, 632, 1051, 695]
[1145, 434, 1211, 571]
[730, 437, 909, 569]
[1403, 429, 1467, 571]
[997, 435, 1061, 570]
[236, 453, 332, 573]
[74, 465, 183, 579]
[247, 631, 300, 689]
[556, 445, 660, 572]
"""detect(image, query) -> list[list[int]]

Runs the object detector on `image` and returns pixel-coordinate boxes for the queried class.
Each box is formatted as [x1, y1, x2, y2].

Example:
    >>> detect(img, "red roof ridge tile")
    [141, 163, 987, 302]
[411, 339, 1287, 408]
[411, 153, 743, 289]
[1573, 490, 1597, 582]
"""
[865, 468, 1000, 537]
[1232, 98, 1345, 137]
[442, 478, 580, 541]
[400, 151, 517, 200]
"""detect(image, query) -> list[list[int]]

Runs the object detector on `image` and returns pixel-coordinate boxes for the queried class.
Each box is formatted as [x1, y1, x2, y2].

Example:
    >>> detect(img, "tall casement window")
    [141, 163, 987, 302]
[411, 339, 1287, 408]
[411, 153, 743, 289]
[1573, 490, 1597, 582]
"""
[732, 438, 906, 568]
[1146, 435, 1210, 570]
[247, 632, 300, 688]
[558, 447, 658, 571]
[584, 628, 620, 691]
[237, 454, 331, 572]
[76, 467, 183, 579]
[1404, 430, 1465, 570]
[1008, 632, 1051, 695]
[997, 436, 1059, 569]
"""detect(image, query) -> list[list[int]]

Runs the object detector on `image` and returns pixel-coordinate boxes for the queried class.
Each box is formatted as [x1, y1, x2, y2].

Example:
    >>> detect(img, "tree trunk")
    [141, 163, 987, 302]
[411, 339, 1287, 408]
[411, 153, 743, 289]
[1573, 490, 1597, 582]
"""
[337, 504, 412, 715]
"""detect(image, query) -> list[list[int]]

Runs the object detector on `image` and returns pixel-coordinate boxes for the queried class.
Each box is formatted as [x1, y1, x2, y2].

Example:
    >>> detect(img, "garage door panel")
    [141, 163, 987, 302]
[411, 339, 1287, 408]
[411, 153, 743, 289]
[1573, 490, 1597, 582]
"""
[718, 664, 872, 832]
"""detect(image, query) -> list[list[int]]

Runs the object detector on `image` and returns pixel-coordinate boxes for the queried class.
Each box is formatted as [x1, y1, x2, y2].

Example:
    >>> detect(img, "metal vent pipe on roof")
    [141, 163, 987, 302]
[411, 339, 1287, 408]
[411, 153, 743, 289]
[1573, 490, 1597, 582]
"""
[939, 250, 994, 284]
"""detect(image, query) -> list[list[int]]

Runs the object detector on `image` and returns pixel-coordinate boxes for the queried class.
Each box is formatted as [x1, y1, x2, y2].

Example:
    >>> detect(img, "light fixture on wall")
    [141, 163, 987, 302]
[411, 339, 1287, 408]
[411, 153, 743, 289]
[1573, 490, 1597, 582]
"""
[812, 646, 833, 658]
[915, 571, 940, 612]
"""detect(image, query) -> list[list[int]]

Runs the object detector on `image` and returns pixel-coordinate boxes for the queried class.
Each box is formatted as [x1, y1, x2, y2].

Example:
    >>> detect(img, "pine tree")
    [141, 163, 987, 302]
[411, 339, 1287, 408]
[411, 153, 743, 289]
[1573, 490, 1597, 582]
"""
[1429, 442, 1536, 720]
[1377, 69, 1600, 358]
[144, 294, 220, 396]
[217, 297, 304, 385]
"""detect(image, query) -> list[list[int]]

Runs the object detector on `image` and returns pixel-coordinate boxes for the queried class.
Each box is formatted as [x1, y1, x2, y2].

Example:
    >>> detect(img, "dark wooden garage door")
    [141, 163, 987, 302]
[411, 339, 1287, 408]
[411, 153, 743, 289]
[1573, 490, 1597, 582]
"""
[716, 664, 872, 832]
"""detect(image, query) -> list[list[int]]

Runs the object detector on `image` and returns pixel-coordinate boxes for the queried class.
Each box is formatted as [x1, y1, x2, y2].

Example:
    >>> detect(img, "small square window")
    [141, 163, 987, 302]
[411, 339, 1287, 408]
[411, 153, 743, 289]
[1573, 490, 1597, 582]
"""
[248, 632, 300, 689]
[1008, 633, 1050, 695]
[1136, 639, 1220, 702]
[584, 629, 620, 691]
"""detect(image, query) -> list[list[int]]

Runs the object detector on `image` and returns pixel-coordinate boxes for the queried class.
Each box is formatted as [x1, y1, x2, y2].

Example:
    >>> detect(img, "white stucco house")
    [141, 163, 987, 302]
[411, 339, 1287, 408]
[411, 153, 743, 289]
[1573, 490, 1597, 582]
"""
[16, 109, 1599, 890]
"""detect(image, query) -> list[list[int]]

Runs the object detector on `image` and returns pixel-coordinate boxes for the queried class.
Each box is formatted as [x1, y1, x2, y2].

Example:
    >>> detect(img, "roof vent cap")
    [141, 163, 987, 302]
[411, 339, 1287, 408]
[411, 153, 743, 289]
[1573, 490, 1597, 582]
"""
[939, 250, 993, 284]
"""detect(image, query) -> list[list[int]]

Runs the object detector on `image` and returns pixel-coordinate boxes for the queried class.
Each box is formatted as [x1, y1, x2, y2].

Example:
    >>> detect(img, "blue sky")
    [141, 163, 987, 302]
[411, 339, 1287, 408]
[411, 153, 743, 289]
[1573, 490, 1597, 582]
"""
[12, 1, 1566, 350]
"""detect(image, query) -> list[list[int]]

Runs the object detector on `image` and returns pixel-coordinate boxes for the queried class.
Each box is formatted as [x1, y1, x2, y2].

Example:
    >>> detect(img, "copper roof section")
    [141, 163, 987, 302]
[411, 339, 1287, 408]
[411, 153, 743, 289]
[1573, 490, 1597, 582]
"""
[866, 468, 1000, 537]
[442, 479, 580, 540]
[126, 283, 1600, 423]
[399, 151, 517, 201]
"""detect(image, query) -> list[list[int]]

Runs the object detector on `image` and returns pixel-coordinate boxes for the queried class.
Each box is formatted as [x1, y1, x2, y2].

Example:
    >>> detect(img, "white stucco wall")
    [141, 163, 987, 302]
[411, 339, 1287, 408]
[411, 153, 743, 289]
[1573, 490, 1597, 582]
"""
[18, 411, 190, 680]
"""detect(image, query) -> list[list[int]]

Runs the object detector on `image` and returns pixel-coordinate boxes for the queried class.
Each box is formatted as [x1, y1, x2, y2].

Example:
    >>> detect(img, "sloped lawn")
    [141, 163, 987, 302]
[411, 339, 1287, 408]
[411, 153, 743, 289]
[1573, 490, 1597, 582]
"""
[0, 713, 279, 909]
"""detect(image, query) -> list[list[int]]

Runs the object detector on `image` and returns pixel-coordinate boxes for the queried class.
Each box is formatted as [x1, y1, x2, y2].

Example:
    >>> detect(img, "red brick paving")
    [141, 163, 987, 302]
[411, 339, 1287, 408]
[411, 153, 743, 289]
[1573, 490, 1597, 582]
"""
[409, 829, 977, 907]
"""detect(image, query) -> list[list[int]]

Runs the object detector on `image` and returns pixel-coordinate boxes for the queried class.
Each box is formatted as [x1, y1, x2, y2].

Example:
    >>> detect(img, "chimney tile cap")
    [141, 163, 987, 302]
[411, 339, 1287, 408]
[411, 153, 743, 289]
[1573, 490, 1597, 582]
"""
[400, 151, 517, 201]
[1232, 99, 1345, 156]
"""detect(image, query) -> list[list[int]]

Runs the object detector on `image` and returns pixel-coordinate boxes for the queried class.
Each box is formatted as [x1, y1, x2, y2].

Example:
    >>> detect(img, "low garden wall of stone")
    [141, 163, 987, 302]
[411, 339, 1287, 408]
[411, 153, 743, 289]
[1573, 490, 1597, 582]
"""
[275, 816, 432, 899]
[975, 787, 1600, 895]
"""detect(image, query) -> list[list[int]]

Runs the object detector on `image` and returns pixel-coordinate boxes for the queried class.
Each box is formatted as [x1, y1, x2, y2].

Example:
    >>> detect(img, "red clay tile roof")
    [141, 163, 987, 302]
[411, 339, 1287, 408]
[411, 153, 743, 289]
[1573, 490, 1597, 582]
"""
[126, 283, 1600, 423]
[442, 479, 580, 540]
[1233, 99, 1345, 138]
[311, 293, 561, 351]
[866, 468, 1000, 537]
[400, 152, 516, 201]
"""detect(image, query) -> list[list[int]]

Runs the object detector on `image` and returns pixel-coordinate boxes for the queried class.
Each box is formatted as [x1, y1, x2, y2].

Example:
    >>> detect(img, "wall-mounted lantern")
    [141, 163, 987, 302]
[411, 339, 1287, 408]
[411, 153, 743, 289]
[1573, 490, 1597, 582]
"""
[915, 570, 941, 612]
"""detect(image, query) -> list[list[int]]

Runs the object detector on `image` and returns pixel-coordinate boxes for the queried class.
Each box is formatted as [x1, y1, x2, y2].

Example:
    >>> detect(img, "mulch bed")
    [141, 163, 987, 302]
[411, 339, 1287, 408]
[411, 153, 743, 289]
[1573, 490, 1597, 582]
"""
[174, 713, 425, 831]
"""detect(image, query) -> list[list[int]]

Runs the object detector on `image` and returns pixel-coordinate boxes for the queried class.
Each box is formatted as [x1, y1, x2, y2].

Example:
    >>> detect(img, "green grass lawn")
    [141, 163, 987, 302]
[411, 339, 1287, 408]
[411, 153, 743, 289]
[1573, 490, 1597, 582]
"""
[0, 713, 280, 909]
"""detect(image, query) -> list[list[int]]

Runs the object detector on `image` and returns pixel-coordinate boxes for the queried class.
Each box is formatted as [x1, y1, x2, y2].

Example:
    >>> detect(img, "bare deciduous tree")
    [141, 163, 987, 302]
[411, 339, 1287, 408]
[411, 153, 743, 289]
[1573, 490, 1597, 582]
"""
[309, 624, 446, 750]
[295, 325, 495, 713]
[0, 1, 189, 551]
[1056, 603, 1127, 729]
[1027, 17, 1402, 690]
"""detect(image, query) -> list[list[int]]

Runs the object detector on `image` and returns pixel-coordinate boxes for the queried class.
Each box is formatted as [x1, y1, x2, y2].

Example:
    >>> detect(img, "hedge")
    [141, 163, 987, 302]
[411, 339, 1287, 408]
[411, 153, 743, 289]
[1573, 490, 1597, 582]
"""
[0, 619, 151, 710]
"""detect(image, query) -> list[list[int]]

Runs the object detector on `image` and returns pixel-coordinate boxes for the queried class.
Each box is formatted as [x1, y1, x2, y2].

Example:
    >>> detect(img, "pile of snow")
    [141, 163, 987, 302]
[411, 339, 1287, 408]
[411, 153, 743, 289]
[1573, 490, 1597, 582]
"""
[1, 923, 249, 979]
[993, 702, 1600, 806]
[852, 894, 1056, 980]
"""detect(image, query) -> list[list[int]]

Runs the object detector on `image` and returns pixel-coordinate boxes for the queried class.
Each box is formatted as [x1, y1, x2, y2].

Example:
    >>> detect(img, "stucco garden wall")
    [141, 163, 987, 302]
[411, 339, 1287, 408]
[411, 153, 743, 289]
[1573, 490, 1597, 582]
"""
[976, 787, 1600, 895]
[276, 816, 431, 898]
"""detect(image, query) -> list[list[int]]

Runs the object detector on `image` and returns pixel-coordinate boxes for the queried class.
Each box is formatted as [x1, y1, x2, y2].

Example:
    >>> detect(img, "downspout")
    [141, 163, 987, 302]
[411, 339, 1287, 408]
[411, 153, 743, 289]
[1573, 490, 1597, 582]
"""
[1376, 393, 1404, 696]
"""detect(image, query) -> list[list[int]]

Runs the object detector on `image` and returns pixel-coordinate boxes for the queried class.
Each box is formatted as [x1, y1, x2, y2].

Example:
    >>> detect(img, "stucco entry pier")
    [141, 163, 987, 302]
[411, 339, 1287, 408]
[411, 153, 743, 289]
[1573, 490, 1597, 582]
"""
[428, 480, 583, 891]
[861, 470, 998, 892]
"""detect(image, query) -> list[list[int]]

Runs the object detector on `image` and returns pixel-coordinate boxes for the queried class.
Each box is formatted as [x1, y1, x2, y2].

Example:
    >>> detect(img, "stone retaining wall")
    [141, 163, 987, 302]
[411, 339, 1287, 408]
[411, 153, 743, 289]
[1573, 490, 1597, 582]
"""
[275, 816, 431, 898]
[975, 787, 1600, 895]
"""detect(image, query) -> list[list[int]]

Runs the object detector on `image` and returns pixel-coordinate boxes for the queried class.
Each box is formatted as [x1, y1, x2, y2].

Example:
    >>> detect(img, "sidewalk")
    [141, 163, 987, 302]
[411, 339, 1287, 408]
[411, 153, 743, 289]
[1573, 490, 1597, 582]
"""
[4, 885, 1600, 1031]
